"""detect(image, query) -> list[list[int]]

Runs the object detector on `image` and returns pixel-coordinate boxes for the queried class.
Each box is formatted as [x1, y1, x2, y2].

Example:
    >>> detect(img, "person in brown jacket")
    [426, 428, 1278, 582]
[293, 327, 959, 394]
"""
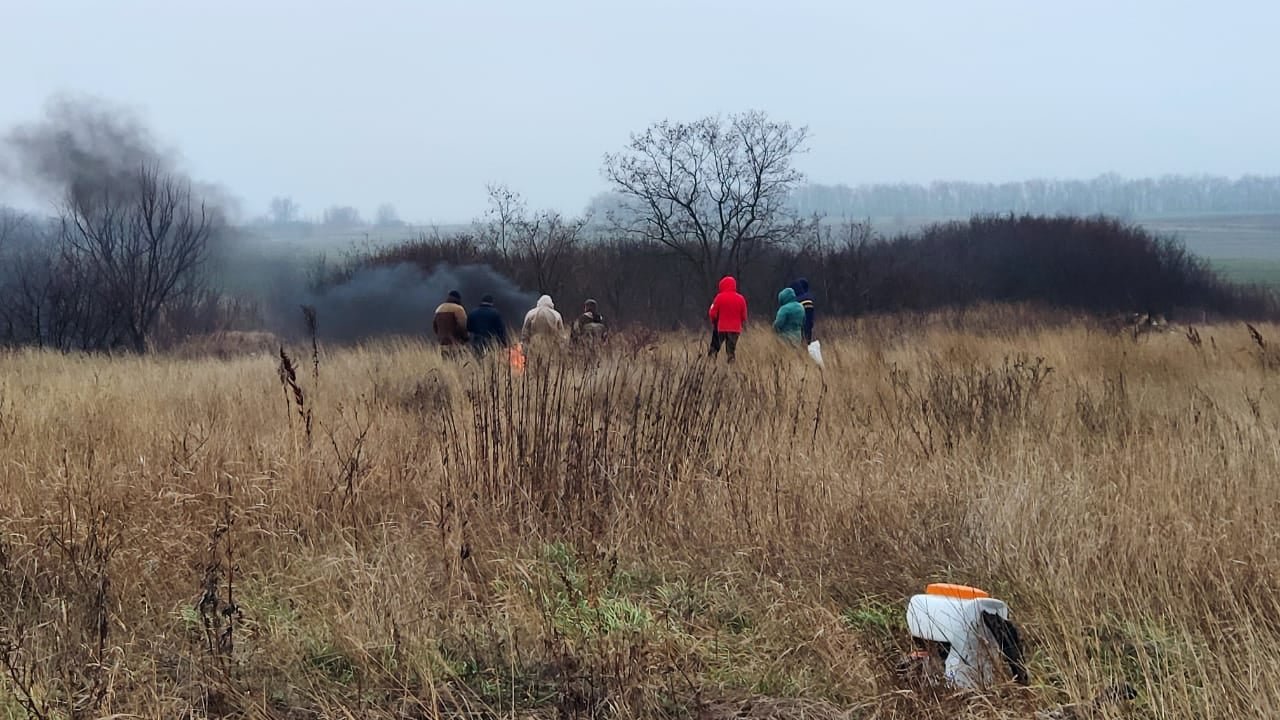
[433, 290, 469, 346]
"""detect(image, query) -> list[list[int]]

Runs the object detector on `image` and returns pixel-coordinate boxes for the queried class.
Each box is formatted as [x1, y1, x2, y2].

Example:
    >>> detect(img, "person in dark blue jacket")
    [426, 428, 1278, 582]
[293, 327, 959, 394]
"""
[790, 278, 816, 344]
[467, 295, 508, 352]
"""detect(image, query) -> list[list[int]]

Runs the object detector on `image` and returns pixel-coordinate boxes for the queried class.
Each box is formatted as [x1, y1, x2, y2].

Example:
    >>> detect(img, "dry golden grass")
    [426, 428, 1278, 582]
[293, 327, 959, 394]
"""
[2, 312, 1280, 719]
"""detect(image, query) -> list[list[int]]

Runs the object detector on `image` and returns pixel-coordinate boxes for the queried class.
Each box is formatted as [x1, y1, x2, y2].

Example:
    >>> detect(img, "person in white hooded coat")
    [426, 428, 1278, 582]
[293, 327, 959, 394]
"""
[521, 295, 565, 346]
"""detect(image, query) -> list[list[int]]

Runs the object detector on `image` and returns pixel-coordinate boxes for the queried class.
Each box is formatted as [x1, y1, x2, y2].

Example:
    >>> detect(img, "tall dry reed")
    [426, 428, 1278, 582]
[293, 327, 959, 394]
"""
[0, 316, 1278, 718]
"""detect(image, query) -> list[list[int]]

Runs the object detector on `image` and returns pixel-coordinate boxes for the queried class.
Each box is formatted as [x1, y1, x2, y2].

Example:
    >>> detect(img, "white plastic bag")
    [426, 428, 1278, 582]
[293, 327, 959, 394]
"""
[807, 340, 824, 368]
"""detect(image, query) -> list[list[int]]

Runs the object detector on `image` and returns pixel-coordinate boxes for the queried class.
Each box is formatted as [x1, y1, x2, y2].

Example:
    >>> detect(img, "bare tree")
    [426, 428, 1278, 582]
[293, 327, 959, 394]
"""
[0, 206, 29, 251]
[0, 249, 45, 348]
[323, 205, 363, 227]
[0, 227, 118, 351]
[604, 110, 809, 285]
[475, 184, 585, 293]
[513, 209, 587, 294]
[375, 203, 403, 228]
[0, 211, 60, 348]
[479, 183, 526, 259]
[59, 165, 219, 352]
[268, 196, 300, 225]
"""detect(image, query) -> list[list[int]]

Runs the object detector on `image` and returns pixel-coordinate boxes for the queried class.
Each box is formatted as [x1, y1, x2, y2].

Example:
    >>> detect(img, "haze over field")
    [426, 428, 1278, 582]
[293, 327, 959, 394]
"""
[8, 4, 1280, 718]
[2, 0, 1278, 221]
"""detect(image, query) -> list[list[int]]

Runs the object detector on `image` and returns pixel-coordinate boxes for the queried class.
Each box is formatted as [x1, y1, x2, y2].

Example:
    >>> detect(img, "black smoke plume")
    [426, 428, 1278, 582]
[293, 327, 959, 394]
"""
[2, 94, 236, 219]
[3, 95, 171, 206]
[272, 262, 537, 344]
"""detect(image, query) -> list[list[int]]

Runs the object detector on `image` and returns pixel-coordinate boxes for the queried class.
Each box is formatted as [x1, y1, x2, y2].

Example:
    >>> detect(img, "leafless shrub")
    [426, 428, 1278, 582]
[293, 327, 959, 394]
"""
[1075, 374, 1132, 437]
[890, 355, 1053, 454]
[323, 407, 373, 510]
[399, 373, 455, 416]
[0, 489, 121, 720]
[168, 329, 281, 360]
[611, 325, 661, 356]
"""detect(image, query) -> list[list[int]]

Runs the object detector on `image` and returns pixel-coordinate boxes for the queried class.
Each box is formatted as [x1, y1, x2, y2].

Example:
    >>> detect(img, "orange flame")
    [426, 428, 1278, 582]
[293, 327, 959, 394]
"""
[508, 343, 526, 374]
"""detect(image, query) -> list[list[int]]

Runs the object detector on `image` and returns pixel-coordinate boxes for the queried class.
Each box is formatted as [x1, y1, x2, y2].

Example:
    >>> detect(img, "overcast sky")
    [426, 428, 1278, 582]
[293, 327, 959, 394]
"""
[2, 0, 1277, 222]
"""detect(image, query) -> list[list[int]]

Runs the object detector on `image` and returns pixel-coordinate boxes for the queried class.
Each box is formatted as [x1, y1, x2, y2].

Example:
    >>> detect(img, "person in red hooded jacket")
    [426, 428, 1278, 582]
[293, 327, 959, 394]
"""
[707, 275, 748, 362]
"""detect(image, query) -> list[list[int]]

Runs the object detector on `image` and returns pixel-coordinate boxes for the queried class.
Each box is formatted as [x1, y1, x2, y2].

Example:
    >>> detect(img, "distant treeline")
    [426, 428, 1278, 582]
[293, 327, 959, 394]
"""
[325, 214, 1276, 331]
[786, 174, 1280, 220]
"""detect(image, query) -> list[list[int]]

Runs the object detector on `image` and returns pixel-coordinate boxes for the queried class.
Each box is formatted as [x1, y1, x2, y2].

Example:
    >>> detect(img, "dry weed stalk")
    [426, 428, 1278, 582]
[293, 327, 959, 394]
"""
[0, 392, 13, 443]
[302, 304, 320, 385]
[1184, 324, 1202, 349]
[198, 473, 240, 667]
[278, 346, 313, 439]
[1246, 322, 1280, 370]
[1, 635, 49, 720]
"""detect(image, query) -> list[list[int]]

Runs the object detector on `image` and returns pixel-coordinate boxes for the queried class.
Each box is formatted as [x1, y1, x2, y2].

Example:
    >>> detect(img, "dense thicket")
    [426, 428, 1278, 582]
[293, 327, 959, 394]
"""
[330, 214, 1277, 331]
[4, 208, 1273, 351]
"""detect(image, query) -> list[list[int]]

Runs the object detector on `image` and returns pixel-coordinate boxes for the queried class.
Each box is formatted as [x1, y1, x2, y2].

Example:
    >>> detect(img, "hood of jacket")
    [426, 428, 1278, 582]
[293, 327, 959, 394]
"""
[718, 276, 737, 293]
[792, 278, 809, 295]
[536, 295, 555, 309]
[778, 287, 797, 305]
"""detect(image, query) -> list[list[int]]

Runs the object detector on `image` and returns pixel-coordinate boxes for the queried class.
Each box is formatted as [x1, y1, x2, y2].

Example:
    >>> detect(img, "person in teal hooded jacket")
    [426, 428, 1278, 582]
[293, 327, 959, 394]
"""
[773, 287, 806, 344]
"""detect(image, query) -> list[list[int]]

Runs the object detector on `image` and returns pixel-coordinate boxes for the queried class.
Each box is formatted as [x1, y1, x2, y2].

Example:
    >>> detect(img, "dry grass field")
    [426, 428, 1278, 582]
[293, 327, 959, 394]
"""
[3, 309, 1280, 719]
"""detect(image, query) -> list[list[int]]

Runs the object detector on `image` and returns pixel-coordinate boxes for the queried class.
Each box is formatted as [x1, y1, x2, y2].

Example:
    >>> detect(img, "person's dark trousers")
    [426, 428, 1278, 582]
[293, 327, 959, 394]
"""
[708, 330, 739, 362]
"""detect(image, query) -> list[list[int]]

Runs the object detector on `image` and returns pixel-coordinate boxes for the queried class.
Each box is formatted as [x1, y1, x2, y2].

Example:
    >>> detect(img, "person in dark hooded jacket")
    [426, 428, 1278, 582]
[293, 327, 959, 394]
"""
[572, 299, 608, 343]
[467, 294, 508, 352]
[790, 278, 816, 344]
